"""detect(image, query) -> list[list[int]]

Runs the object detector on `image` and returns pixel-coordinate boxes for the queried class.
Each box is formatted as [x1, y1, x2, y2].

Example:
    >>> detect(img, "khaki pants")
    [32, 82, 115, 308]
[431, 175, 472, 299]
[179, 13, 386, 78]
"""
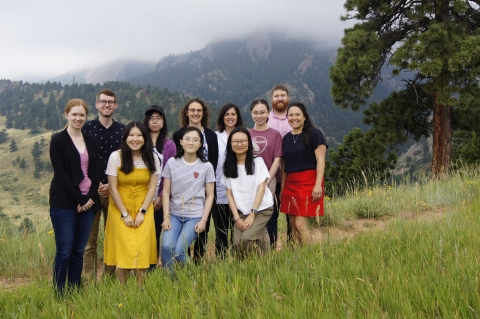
[83, 196, 115, 280]
[233, 206, 273, 257]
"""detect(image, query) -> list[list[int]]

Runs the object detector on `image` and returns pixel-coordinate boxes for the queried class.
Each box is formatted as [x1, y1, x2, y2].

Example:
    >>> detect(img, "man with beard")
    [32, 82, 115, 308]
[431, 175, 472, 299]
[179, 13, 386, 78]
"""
[267, 84, 293, 247]
[82, 89, 125, 280]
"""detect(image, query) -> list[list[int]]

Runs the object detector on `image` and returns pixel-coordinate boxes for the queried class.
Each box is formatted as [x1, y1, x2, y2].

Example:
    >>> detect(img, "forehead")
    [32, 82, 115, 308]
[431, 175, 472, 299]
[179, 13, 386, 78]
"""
[183, 130, 201, 138]
[128, 127, 142, 134]
[232, 132, 248, 140]
[252, 103, 268, 111]
[272, 89, 288, 96]
[288, 106, 303, 114]
[149, 111, 162, 117]
[99, 93, 115, 101]
[68, 105, 86, 114]
[224, 107, 237, 115]
[188, 102, 203, 109]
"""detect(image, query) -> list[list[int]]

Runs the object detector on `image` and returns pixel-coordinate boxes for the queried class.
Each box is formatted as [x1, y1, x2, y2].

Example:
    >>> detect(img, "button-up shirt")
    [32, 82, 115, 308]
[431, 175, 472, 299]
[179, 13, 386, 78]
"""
[82, 118, 125, 184]
[268, 110, 292, 137]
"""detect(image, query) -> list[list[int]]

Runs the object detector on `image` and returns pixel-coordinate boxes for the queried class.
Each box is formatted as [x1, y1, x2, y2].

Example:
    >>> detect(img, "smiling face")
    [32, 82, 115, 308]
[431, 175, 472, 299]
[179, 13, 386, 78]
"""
[187, 102, 204, 126]
[223, 107, 238, 130]
[180, 130, 202, 155]
[271, 89, 290, 113]
[65, 105, 87, 129]
[95, 93, 118, 118]
[230, 132, 249, 156]
[251, 103, 269, 126]
[287, 106, 306, 132]
[126, 126, 145, 153]
[148, 111, 164, 133]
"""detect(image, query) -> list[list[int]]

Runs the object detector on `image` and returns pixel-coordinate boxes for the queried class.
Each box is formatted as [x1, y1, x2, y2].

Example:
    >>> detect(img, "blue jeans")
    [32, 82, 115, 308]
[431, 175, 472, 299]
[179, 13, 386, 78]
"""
[161, 214, 200, 271]
[50, 207, 95, 295]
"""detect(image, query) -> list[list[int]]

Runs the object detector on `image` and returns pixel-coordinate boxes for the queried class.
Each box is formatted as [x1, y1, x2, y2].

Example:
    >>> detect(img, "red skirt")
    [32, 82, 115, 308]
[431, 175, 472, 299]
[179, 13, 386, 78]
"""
[280, 170, 324, 217]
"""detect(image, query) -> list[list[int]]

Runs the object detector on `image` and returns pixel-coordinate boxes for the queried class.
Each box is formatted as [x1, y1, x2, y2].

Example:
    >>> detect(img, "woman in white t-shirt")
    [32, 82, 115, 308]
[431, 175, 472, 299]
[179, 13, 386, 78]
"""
[161, 127, 215, 271]
[221, 127, 273, 257]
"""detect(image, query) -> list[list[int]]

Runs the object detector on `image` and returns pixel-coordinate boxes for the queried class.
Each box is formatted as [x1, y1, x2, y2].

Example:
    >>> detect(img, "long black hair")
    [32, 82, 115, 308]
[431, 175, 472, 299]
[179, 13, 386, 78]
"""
[223, 127, 255, 178]
[287, 102, 314, 148]
[216, 103, 244, 132]
[143, 109, 168, 154]
[120, 121, 156, 174]
[174, 126, 207, 162]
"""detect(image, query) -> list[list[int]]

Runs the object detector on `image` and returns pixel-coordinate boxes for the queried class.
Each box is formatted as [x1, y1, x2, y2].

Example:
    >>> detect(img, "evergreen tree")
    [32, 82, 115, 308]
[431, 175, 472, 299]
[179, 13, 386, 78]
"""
[19, 157, 26, 169]
[31, 141, 42, 161]
[330, 0, 480, 178]
[0, 129, 7, 144]
[9, 139, 17, 152]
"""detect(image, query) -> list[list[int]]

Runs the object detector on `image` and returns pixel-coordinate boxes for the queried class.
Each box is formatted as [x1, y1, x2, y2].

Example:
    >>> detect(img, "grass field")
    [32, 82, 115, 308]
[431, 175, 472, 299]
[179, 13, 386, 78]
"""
[0, 166, 479, 318]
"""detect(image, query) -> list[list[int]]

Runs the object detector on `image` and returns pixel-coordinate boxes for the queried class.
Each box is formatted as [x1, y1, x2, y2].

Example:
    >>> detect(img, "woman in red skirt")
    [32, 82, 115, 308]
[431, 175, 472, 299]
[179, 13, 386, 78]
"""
[280, 102, 327, 244]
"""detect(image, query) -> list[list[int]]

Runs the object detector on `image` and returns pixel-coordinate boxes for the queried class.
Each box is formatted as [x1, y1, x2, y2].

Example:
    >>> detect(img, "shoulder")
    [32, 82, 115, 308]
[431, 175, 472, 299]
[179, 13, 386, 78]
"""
[112, 120, 126, 130]
[164, 139, 175, 147]
[204, 127, 216, 137]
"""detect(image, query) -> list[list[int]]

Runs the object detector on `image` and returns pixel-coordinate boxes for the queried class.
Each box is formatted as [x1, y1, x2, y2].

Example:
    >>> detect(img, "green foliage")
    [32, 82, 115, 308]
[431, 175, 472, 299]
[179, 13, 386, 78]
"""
[19, 157, 26, 169]
[0, 129, 7, 144]
[331, 0, 480, 175]
[327, 127, 397, 194]
[31, 141, 42, 161]
[9, 139, 17, 152]
[452, 130, 480, 165]
[17, 217, 36, 235]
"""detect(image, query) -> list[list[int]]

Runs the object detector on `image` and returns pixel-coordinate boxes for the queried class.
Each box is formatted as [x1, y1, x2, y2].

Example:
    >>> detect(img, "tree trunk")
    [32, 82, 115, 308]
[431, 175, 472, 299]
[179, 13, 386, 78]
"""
[431, 93, 451, 178]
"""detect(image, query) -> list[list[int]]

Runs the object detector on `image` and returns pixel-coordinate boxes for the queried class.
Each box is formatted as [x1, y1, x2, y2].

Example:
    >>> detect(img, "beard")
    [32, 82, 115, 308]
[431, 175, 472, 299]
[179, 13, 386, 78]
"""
[272, 97, 290, 113]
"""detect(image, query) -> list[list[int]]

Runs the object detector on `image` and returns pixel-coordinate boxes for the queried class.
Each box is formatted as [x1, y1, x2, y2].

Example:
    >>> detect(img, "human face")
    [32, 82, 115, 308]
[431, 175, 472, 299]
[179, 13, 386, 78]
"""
[95, 93, 118, 118]
[271, 89, 290, 113]
[126, 127, 145, 153]
[230, 132, 249, 156]
[251, 103, 269, 126]
[148, 111, 164, 133]
[65, 105, 87, 130]
[224, 107, 238, 130]
[187, 102, 203, 126]
[180, 130, 202, 155]
[287, 106, 306, 132]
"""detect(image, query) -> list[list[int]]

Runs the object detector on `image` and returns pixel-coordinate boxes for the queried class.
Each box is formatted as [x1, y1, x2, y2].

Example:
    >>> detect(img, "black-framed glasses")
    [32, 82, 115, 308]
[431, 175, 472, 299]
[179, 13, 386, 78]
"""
[231, 139, 248, 145]
[97, 100, 116, 106]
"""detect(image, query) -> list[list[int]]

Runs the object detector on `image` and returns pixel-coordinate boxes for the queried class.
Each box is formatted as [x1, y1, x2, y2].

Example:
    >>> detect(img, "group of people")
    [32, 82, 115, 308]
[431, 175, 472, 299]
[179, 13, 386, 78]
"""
[48, 85, 327, 295]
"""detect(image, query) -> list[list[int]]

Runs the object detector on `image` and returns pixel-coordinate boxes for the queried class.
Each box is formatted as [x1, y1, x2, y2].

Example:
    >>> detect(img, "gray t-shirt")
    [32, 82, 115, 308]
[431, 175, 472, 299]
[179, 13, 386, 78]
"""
[162, 157, 215, 218]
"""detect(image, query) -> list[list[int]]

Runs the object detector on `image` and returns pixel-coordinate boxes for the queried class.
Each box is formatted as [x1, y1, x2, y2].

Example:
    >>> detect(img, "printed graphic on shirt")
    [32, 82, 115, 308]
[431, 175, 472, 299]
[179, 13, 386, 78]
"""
[194, 172, 199, 179]
[252, 136, 267, 155]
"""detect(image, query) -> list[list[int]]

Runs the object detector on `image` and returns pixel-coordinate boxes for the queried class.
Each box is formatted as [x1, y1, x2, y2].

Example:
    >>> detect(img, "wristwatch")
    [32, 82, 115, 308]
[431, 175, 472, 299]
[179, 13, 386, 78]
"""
[251, 208, 259, 215]
[140, 208, 147, 214]
[121, 211, 129, 219]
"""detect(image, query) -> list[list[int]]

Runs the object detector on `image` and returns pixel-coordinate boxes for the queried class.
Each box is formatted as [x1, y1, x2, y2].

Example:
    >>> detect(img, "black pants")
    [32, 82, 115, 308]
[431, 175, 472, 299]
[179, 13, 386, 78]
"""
[212, 203, 234, 258]
[192, 213, 211, 263]
[149, 207, 164, 270]
[266, 182, 292, 246]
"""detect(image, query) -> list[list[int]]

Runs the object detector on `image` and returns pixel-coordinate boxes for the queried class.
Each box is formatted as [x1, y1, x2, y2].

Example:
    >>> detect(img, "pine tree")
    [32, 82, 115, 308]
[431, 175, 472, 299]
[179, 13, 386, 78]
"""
[31, 141, 42, 161]
[9, 139, 17, 152]
[330, 0, 480, 178]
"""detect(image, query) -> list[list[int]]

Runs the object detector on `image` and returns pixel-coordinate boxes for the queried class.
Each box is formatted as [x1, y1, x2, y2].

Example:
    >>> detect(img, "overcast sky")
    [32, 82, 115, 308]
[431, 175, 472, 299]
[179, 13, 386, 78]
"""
[0, 0, 352, 82]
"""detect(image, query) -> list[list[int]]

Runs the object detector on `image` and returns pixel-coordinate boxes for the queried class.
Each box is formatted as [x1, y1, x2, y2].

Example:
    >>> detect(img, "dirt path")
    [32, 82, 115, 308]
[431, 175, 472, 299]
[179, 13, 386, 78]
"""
[0, 208, 448, 290]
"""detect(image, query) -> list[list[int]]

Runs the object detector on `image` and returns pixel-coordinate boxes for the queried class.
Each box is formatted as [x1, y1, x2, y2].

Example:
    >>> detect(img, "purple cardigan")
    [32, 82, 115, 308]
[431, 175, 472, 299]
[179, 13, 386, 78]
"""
[158, 139, 177, 196]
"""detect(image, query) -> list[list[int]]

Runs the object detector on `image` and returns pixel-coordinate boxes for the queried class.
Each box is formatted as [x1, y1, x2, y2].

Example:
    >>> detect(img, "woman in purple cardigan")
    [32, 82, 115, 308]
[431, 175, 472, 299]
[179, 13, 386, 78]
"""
[143, 105, 177, 268]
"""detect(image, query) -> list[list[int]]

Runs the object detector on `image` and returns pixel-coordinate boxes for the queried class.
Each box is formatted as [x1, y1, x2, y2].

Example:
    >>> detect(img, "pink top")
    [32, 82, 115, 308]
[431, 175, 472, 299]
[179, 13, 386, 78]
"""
[268, 110, 292, 138]
[78, 149, 92, 195]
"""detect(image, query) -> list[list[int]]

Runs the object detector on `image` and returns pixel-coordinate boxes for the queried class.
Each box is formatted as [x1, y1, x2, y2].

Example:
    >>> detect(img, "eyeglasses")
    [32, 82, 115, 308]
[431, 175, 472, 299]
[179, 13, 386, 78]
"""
[188, 108, 203, 113]
[183, 137, 201, 143]
[231, 139, 248, 145]
[97, 100, 116, 106]
[149, 117, 163, 122]
[252, 111, 268, 116]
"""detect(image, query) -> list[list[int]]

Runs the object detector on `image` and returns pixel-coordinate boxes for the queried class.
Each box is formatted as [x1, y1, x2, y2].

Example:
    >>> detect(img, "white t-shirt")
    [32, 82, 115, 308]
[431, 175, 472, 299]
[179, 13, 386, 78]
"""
[221, 157, 273, 215]
[106, 151, 161, 177]
[162, 157, 216, 218]
[152, 147, 164, 200]
[215, 130, 228, 204]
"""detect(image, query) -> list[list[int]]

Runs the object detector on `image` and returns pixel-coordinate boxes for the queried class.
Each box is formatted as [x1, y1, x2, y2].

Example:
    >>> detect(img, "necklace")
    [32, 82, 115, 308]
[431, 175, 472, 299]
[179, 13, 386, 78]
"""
[292, 133, 301, 143]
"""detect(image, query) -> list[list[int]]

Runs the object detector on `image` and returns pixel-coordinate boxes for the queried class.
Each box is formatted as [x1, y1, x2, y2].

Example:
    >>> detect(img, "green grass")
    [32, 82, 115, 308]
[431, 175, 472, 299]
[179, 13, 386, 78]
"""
[1, 166, 480, 317]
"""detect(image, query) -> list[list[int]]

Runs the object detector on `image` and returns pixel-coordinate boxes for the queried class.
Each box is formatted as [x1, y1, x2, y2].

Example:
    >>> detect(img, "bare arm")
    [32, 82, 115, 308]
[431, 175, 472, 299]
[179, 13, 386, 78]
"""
[134, 173, 159, 227]
[268, 157, 281, 183]
[243, 179, 267, 230]
[161, 178, 171, 230]
[312, 145, 327, 201]
[195, 182, 215, 233]
[226, 187, 246, 231]
[108, 174, 133, 226]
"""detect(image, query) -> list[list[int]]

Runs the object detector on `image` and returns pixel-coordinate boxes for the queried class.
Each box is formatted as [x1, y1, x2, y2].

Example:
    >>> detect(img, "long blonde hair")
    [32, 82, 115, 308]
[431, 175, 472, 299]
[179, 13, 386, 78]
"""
[64, 99, 88, 129]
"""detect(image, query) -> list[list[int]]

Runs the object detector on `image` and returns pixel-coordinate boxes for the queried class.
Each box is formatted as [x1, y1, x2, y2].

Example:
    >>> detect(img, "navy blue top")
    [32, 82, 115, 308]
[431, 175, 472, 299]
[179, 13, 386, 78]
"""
[282, 128, 327, 172]
[82, 118, 125, 184]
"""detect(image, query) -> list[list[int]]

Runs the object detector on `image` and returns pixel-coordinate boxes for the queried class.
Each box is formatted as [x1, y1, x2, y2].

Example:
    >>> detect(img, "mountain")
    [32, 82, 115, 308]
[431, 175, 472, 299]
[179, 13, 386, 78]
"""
[126, 33, 397, 144]
[48, 59, 155, 85]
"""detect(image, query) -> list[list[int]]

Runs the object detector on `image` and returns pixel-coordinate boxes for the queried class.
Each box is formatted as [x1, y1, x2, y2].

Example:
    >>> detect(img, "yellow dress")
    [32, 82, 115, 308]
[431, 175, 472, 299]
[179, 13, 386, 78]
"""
[104, 167, 156, 269]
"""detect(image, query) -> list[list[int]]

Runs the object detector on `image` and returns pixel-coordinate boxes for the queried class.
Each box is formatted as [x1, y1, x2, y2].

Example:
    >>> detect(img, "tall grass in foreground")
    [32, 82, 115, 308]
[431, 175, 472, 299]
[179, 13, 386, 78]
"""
[0, 166, 479, 317]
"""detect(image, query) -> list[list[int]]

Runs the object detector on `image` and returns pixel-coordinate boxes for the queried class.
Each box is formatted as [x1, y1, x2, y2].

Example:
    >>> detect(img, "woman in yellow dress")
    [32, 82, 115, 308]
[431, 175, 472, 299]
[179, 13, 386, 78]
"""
[104, 121, 161, 284]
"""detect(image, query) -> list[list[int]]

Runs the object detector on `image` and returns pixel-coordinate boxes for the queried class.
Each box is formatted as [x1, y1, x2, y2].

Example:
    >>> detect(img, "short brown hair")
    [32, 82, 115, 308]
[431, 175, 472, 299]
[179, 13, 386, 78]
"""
[179, 98, 211, 128]
[270, 84, 289, 97]
[96, 89, 116, 102]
